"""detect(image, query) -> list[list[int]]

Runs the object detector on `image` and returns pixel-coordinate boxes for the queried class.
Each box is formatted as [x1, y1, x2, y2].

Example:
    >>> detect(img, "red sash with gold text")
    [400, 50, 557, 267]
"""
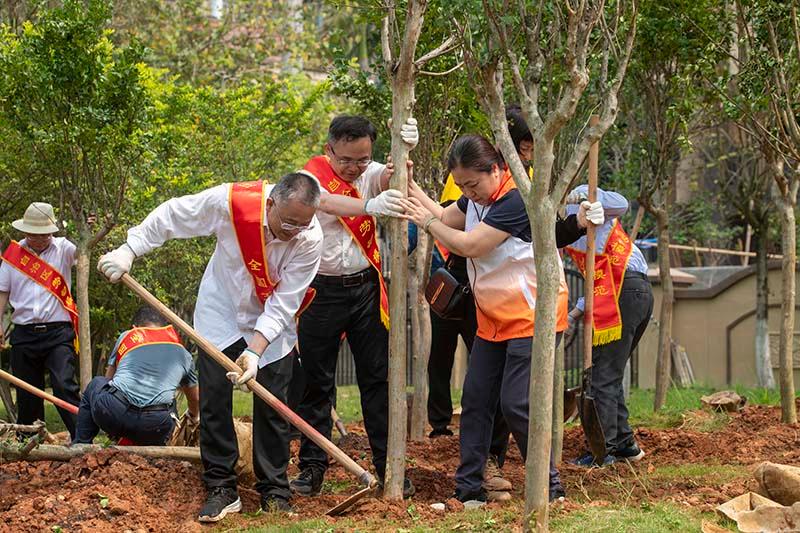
[114, 325, 183, 364]
[302, 156, 390, 329]
[1, 240, 79, 341]
[566, 220, 633, 346]
[228, 181, 316, 316]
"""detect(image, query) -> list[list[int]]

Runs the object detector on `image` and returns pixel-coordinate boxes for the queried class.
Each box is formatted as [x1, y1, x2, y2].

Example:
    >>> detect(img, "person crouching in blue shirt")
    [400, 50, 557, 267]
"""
[73, 305, 199, 445]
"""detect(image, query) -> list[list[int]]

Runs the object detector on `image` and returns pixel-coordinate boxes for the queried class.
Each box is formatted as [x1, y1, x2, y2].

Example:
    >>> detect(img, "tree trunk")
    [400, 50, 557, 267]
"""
[777, 199, 797, 423]
[0, 379, 16, 422]
[653, 208, 673, 411]
[75, 242, 92, 392]
[410, 230, 433, 441]
[754, 229, 775, 389]
[382, 0, 426, 500]
[524, 195, 558, 532]
[551, 338, 564, 465]
[0, 443, 202, 464]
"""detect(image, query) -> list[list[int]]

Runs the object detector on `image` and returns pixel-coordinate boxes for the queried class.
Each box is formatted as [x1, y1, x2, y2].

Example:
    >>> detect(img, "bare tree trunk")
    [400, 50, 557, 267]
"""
[777, 198, 797, 422]
[551, 338, 564, 465]
[381, 0, 427, 498]
[653, 208, 673, 411]
[0, 379, 16, 422]
[75, 242, 92, 392]
[524, 196, 558, 532]
[755, 229, 775, 389]
[410, 231, 433, 441]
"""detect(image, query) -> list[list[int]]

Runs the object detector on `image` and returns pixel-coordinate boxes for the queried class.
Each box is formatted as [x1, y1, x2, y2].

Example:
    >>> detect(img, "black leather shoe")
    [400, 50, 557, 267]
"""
[289, 466, 324, 496]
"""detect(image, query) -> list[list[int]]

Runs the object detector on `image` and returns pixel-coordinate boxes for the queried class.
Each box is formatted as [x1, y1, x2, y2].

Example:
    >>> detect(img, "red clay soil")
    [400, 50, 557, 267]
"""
[1, 404, 798, 531]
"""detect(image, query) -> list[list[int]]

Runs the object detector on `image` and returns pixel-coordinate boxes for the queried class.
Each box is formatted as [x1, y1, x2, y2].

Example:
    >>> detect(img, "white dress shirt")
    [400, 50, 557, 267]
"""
[308, 161, 385, 275]
[0, 237, 76, 325]
[126, 184, 324, 367]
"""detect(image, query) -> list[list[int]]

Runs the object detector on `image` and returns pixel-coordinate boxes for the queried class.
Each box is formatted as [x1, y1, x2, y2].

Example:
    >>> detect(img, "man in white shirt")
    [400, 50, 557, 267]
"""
[291, 115, 418, 498]
[98, 171, 406, 522]
[0, 202, 81, 439]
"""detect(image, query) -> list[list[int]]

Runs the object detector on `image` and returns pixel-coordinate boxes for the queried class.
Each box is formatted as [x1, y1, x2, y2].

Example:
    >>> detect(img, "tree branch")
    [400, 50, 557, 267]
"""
[414, 34, 459, 68]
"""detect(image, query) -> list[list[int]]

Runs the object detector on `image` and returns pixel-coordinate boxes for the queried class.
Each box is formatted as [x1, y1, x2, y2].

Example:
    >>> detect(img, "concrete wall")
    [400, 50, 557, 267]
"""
[637, 264, 800, 389]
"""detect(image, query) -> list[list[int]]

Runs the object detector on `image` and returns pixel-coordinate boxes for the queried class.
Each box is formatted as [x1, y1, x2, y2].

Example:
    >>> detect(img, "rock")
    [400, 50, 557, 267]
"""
[445, 498, 464, 512]
[755, 462, 800, 506]
[430, 502, 446, 512]
[700, 391, 746, 412]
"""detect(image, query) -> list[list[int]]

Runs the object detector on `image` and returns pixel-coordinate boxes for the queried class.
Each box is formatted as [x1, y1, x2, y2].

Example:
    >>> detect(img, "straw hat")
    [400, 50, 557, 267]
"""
[11, 202, 60, 234]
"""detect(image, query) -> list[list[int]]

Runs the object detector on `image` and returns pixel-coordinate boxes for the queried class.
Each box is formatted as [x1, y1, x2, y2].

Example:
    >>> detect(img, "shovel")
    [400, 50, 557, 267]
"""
[0, 368, 79, 416]
[578, 115, 607, 463]
[119, 273, 377, 515]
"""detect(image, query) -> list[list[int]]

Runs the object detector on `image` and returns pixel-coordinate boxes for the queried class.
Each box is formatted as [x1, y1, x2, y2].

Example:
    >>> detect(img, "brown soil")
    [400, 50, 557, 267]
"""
[1, 404, 798, 531]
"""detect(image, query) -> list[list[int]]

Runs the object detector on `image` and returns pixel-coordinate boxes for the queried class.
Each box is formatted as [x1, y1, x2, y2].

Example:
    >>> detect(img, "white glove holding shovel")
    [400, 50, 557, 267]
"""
[226, 349, 260, 392]
[97, 244, 137, 283]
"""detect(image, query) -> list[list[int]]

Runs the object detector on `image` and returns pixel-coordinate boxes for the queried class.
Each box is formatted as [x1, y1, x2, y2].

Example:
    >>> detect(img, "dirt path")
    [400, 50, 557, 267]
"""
[1, 405, 796, 531]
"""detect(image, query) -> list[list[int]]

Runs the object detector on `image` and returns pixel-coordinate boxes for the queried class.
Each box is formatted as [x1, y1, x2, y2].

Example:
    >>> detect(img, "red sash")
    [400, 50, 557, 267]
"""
[114, 325, 182, 364]
[566, 220, 633, 345]
[228, 181, 316, 316]
[303, 156, 390, 329]
[1, 241, 79, 342]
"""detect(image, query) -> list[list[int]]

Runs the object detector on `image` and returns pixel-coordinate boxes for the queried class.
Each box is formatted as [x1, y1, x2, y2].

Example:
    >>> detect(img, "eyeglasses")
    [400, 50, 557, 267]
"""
[273, 204, 311, 232]
[329, 146, 372, 168]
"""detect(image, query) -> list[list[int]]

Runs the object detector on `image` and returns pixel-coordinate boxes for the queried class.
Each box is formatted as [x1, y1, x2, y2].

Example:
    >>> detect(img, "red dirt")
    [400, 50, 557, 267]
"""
[1, 404, 798, 531]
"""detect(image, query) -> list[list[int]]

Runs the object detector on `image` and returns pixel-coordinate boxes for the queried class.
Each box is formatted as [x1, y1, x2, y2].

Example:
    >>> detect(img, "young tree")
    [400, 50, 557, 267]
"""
[455, 1, 637, 529]
[622, 0, 728, 409]
[0, 0, 151, 389]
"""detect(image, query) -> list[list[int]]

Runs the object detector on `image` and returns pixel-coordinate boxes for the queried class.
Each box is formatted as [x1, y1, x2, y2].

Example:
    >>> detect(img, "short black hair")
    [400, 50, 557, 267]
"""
[506, 104, 533, 154]
[328, 115, 377, 144]
[132, 305, 167, 327]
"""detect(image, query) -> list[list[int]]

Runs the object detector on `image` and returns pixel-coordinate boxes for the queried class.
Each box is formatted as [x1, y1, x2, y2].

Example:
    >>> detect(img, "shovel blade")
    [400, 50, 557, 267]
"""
[579, 368, 607, 462]
[564, 386, 580, 423]
[325, 485, 377, 516]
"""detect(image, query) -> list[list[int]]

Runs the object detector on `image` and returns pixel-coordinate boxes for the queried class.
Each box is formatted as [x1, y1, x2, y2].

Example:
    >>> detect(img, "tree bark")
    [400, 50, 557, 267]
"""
[0, 443, 202, 464]
[653, 208, 673, 411]
[410, 230, 433, 441]
[551, 338, 565, 465]
[0, 378, 16, 423]
[777, 198, 797, 423]
[754, 229, 775, 389]
[524, 194, 558, 532]
[75, 242, 92, 392]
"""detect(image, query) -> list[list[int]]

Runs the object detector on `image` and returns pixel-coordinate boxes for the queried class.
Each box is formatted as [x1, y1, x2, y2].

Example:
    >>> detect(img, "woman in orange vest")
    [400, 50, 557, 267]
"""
[401, 135, 601, 506]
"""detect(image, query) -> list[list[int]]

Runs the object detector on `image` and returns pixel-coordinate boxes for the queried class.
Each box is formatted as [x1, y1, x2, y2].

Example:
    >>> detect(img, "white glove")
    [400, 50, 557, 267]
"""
[400, 118, 419, 150]
[365, 189, 405, 217]
[226, 349, 259, 393]
[565, 189, 588, 205]
[578, 200, 604, 227]
[97, 244, 136, 283]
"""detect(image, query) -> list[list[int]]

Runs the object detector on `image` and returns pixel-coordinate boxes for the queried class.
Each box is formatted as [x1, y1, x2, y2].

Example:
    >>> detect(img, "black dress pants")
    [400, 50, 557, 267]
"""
[297, 269, 389, 476]
[427, 300, 510, 463]
[10, 323, 80, 438]
[590, 272, 654, 453]
[198, 338, 294, 499]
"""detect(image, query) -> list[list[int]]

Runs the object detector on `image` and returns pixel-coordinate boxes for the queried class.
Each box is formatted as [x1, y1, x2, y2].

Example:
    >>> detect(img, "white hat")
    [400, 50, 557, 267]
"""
[11, 202, 60, 234]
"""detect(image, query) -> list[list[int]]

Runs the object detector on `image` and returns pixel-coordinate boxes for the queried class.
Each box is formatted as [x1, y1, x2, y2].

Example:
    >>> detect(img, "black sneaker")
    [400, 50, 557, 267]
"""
[289, 466, 324, 496]
[260, 494, 294, 513]
[198, 486, 241, 523]
[454, 487, 487, 509]
[613, 442, 645, 462]
[429, 428, 454, 438]
[549, 484, 566, 503]
[376, 475, 416, 499]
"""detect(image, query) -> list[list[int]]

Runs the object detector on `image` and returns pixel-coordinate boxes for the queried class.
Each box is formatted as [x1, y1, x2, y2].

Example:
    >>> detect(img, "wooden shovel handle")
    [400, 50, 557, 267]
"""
[119, 273, 375, 488]
[583, 115, 599, 370]
[0, 368, 79, 415]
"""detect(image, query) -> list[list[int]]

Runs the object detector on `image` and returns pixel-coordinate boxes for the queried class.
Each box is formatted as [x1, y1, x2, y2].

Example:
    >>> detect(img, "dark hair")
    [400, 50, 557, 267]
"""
[505, 104, 533, 154]
[328, 115, 377, 144]
[271, 172, 321, 208]
[132, 305, 167, 327]
[447, 135, 504, 174]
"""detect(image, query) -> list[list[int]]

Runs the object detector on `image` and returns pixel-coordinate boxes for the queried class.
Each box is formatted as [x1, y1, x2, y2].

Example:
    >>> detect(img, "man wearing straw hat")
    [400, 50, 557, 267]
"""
[0, 202, 81, 439]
